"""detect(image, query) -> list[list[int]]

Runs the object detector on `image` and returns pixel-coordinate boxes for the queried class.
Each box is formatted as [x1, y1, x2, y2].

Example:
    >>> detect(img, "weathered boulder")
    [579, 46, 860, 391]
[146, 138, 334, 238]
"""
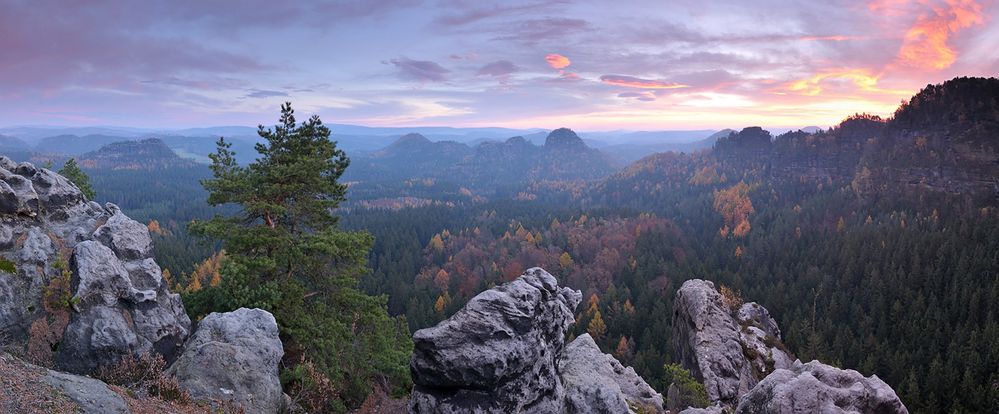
[409, 267, 582, 413]
[735, 360, 909, 414]
[93, 204, 153, 260]
[0, 158, 190, 374]
[168, 308, 285, 414]
[672, 279, 791, 408]
[560, 333, 665, 413]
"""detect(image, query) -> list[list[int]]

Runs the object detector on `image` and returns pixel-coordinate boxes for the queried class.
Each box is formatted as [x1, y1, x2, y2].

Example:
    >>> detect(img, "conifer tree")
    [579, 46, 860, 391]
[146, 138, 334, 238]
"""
[186, 103, 412, 411]
[59, 158, 95, 199]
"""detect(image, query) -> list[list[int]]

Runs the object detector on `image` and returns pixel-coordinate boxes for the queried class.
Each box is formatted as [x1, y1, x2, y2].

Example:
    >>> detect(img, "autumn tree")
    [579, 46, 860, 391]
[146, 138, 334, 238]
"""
[713, 181, 754, 237]
[587, 308, 607, 340]
[559, 251, 574, 269]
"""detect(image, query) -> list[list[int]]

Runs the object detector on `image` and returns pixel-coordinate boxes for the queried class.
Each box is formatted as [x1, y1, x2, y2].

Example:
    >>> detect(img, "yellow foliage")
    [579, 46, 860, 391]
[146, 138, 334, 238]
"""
[147, 220, 166, 235]
[186, 273, 202, 292]
[714, 182, 754, 238]
[559, 252, 574, 269]
[587, 310, 607, 340]
[623, 299, 635, 314]
[190, 250, 225, 290]
[429, 234, 444, 252]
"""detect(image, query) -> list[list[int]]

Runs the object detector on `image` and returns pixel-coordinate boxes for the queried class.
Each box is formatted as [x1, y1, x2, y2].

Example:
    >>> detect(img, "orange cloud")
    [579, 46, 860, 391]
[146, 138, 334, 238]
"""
[893, 0, 985, 70]
[600, 74, 689, 89]
[545, 53, 571, 69]
[781, 69, 909, 96]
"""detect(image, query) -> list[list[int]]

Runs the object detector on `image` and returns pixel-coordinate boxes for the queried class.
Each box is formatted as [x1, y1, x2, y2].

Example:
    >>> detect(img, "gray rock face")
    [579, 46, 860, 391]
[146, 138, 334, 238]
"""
[410, 267, 582, 413]
[673, 279, 791, 408]
[735, 360, 909, 414]
[560, 333, 665, 413]
[168, 308, 284, 414]
[93, 204, 153, 260]
[0, 158, 190, 374]
[44, 367, 130, 414]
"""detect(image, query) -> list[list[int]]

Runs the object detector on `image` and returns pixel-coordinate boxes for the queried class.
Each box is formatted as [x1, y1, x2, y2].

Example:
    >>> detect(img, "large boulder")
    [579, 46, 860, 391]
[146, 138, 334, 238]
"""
[672, 279, 791, 407]
[167, 308, 285, 414]
[735, 360, 909, 414]
[0, 157, 190, 374]
[560, 333, 665, 413]
[409, 267, 582, 413]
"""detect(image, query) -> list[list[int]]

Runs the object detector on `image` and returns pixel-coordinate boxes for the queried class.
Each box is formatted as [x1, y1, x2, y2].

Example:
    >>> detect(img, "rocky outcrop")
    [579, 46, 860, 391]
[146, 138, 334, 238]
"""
[736, 360, 909, 414]
[0, 157, 190, 374]
[410, 267, 667, 414]
[410, 268, 582, 413]
[673, 279, 792, 407]
[673, 279, 908, 413]
[560, 333, 665, 413]
[168, 308, 284, 414]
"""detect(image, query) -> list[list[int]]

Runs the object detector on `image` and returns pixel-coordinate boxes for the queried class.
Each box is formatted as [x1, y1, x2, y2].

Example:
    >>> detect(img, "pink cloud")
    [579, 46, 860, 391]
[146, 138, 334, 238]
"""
[600, 75, 689, 89]
[545, 54, 571, 69]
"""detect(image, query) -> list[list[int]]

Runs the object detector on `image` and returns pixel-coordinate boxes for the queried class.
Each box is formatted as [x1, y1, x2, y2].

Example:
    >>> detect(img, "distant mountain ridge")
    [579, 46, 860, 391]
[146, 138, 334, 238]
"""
[594, 76, 999, 206]
[346, 128, 616, 192]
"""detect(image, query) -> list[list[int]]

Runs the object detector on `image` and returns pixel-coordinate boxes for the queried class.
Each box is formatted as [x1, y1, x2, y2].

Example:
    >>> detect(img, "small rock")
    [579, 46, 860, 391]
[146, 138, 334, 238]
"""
[93, 203, 153, 260]
[43, 368, 130, 414]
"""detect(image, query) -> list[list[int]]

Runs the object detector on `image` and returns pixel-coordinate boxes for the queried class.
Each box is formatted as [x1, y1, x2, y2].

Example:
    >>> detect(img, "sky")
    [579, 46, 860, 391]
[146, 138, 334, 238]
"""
[1, 0, 997, 131]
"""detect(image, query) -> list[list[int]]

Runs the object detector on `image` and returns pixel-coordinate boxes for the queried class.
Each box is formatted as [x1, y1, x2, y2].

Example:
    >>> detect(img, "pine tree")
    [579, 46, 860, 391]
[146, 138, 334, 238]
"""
[186, 103, 412, 411]
[59, 158, 95, 199]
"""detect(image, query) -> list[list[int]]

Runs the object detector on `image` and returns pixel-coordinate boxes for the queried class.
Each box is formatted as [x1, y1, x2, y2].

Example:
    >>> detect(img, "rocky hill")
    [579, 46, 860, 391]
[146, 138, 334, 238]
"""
[0, 158, 284, 413]
[346, 128, 617, 193]
[78, 138, 199, 170]
[597, 77, 999, 208]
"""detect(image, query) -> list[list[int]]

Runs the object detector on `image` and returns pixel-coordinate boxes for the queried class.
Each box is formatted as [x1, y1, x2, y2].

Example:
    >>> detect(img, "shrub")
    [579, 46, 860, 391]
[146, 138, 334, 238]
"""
[663, 363, 710, 409]
[95, 353, 190, 403]
[719, 284, 743, 313]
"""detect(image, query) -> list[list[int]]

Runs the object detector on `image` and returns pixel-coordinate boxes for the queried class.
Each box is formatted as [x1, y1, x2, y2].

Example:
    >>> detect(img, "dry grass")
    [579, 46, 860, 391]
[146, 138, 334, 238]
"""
[719, 284, 744, 313]
[0, 353, 77, 414]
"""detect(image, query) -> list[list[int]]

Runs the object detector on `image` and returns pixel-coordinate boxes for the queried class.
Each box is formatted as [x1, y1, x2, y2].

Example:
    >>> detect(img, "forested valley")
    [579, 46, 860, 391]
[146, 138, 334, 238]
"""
[8, 77, 997, 412]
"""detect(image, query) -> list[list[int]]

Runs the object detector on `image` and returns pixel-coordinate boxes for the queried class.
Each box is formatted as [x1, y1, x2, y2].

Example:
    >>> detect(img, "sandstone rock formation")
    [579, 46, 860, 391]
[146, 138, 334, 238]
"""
[168, 308, 284, 414]
[560, 333, 665, 413]
[0, 157, 190, 374]
[673, 279, 908, 413]
[673, 279, 792, 407]
[736, 360, 909, 414]
[410, 267, 666, 414]
[410, 267, 582, 413]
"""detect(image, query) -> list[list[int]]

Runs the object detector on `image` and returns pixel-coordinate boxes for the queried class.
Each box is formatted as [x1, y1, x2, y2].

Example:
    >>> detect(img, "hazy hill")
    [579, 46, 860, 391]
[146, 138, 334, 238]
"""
[78, 138, 199, 170]
[345, 128, 617, 194]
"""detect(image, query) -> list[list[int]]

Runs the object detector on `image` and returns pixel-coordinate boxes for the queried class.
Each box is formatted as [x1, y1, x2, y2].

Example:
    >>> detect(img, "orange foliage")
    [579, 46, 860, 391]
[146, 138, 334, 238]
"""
[713, 182, 754, 238]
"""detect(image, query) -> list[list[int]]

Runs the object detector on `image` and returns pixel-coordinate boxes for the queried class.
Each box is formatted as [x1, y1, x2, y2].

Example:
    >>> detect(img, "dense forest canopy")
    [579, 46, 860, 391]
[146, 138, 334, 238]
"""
[5, 77, 997, 412]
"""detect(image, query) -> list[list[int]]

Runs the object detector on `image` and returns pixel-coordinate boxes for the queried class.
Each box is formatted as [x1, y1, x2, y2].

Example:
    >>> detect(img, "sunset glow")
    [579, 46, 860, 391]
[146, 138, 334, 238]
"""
[0, 0, 996, 131]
